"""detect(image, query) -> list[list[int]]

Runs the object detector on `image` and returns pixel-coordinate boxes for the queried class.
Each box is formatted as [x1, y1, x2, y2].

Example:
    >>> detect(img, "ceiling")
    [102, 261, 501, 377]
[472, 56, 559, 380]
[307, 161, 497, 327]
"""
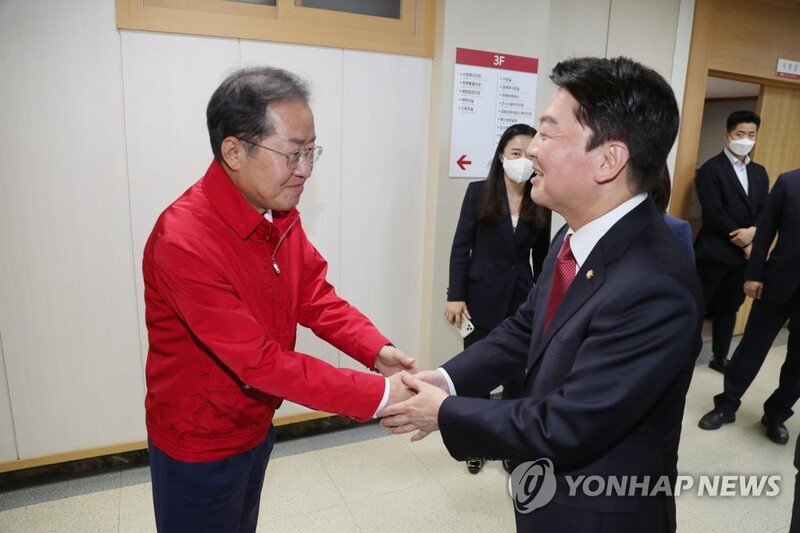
[705, 77, 761, 99]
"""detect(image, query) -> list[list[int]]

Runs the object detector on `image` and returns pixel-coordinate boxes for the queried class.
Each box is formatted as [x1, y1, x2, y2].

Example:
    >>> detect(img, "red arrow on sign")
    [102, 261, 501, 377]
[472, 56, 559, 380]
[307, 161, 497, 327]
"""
[457, 154, 472, 170]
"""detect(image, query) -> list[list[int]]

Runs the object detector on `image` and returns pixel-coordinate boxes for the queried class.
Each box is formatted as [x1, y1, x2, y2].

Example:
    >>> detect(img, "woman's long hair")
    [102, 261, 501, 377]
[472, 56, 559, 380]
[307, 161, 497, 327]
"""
[476, 123, 548, 229]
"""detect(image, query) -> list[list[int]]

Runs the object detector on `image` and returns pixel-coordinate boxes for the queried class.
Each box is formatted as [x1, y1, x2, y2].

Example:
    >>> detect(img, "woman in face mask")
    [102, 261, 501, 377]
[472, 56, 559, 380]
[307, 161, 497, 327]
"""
[444, 123, 551, 475]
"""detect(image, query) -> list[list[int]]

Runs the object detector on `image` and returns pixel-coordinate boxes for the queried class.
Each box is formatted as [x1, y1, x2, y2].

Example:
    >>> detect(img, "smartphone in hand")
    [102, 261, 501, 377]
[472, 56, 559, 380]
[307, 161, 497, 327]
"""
[459, 315, 475, 338]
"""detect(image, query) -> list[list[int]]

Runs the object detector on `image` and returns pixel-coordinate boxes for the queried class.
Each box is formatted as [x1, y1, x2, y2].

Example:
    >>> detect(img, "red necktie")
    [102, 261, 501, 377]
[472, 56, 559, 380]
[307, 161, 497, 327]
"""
[543, 234, 577, 331]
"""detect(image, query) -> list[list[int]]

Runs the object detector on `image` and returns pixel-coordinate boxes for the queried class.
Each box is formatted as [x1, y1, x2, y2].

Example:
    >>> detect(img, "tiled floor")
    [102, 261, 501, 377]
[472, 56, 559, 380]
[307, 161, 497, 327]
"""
[0, 326, 796, 532]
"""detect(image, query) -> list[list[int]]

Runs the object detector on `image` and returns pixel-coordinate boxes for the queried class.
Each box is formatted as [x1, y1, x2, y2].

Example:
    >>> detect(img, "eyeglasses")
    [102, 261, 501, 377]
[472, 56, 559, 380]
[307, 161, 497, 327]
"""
[239, 138, 323, 170]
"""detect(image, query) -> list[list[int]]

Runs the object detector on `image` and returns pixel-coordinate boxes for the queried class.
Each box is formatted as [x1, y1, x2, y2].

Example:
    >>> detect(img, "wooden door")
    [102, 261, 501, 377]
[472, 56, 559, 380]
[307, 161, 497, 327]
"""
[732, 84, 800, 333]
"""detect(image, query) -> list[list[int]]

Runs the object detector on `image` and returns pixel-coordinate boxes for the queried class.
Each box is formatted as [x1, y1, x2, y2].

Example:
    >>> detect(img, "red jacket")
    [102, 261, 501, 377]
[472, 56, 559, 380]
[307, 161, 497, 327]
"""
[143, 160, 388, 462]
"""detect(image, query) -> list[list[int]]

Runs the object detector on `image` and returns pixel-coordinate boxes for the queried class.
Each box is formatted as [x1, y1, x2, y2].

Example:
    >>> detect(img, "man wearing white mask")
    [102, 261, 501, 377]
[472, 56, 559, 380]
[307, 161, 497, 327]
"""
[693, 110, 769, 377]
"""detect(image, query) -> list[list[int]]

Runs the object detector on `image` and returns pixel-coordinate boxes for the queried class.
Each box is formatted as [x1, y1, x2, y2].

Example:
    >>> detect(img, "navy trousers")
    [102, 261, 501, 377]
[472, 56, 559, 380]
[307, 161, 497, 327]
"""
[148, 426, 276, 533]
[714, 289, 800, 421]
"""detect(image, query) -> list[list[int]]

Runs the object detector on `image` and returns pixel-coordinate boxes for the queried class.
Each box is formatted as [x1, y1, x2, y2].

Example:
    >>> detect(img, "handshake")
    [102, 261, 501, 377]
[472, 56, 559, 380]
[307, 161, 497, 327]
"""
[373, 345, 450, 442]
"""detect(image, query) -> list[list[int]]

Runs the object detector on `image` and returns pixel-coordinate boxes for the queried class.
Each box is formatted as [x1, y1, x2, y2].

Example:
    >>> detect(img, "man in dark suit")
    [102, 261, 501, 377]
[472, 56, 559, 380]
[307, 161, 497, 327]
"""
[693, 110, 769, 373]
[699, 169, 800, 444]
[379, 56, 703, 532]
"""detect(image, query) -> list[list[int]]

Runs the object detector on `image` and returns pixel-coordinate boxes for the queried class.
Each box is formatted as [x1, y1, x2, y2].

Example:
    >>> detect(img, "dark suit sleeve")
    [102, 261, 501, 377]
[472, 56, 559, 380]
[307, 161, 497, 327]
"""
[442, 286, 538, 396]
[531, 211, 552, 282]
[664, 215, 695, 260]
[438, 275, 699, 469]
[675, 223, 695, 261]
[746, 176, 783, 282]
[447, 185, 477, 301]
[751, 166, 770, 225]
[695, 161, 741, 237]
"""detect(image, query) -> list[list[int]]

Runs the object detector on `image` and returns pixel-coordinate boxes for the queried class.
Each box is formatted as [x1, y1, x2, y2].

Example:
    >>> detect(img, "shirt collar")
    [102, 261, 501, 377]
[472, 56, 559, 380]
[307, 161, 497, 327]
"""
[723, 147, 750, 168]
[566, 193, 648, 268]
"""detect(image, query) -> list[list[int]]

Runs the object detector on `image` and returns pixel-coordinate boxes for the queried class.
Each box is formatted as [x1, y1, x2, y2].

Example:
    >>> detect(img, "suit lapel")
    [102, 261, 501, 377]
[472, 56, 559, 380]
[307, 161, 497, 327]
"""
[527, 243, 604, 371]
[537, 257, 605, 350]
[529, 231, 561, 346]
[514, 218, 531, 245]
[720, 153, 748, 204]
[500, 212, 516, 250]
[499, 192, 518, 250]
[526, 201, 658, 372]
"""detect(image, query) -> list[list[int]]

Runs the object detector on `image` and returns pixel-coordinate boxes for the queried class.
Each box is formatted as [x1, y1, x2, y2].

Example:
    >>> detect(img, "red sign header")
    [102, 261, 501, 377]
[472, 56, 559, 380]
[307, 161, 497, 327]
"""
[456, 47, 538, 74]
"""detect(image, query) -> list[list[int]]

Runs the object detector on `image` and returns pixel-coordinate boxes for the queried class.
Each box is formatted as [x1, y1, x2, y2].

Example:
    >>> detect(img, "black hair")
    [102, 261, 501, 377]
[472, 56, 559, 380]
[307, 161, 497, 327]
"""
[549, 56, 680, 196]
[206, 66, 310, 162]
[726, 110, 761, 132]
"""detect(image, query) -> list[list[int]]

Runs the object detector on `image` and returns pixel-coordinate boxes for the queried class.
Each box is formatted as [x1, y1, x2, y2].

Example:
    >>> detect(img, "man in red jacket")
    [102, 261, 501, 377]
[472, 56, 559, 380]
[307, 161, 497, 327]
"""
[143, 66, 415, 532]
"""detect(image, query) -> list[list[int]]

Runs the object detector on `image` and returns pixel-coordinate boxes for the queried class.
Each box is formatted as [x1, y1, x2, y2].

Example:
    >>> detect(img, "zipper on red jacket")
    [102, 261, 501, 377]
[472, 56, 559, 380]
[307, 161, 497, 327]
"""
[270, 215, 299, 275]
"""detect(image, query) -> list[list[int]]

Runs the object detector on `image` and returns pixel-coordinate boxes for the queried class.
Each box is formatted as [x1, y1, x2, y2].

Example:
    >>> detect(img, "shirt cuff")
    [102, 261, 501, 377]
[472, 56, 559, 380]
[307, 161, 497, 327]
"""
[438, 367, 457, 396]
[372, 377, 391, 418]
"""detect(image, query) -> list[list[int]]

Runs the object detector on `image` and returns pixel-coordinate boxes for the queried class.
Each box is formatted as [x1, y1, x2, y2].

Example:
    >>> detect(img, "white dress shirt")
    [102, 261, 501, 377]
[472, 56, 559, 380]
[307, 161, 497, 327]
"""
[723, 147, 751, 195]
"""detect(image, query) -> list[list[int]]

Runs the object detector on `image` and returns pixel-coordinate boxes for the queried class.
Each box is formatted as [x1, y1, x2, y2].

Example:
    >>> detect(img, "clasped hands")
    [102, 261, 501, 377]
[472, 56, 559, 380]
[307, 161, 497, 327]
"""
[380, 370, 450, 441]
[729, 226, 755, 259]
[375, 344, 450, 441]
[374, 345, 449, 441]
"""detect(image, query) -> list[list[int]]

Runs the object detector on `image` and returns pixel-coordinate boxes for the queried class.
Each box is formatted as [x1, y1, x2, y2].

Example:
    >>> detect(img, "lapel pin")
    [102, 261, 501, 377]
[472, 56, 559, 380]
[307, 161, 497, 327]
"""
[586, 269, 595, 280]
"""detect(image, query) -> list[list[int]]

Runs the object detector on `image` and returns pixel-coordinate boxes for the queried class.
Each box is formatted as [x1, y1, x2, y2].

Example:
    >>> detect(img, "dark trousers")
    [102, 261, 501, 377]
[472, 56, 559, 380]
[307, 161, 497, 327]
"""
[696, 258, 747, 359]
[149, 426, 276, 533]
[714, 289, 800, 422]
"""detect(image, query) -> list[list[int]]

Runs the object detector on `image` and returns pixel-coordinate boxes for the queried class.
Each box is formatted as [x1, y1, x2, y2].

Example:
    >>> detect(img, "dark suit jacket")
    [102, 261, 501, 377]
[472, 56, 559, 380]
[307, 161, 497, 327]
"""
[664, 214, 694, 261]
[746, 169, 800, 305]
[439, 199, 703, 527]
[694, 151, 769, 265]
[447, 181, 551, 330]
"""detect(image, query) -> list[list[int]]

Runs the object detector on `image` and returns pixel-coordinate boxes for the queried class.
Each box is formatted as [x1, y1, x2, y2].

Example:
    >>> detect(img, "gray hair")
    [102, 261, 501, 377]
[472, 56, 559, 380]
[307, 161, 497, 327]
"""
[206, 66, 311, 161]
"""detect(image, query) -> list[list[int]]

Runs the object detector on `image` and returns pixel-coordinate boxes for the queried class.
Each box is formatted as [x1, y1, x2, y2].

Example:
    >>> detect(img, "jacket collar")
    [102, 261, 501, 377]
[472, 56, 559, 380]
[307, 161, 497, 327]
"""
[202, 159, 298, 239]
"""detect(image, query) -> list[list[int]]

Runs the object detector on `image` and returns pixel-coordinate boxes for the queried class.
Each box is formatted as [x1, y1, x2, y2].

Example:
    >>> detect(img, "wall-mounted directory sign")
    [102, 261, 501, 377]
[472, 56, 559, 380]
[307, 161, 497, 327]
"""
[449, 47, 538, 178]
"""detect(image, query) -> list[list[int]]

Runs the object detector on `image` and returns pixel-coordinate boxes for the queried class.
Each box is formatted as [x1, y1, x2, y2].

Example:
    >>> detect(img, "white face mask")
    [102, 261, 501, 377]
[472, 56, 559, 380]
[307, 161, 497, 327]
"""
[502, 157, 534, 183]
[728, 137, 755, 157]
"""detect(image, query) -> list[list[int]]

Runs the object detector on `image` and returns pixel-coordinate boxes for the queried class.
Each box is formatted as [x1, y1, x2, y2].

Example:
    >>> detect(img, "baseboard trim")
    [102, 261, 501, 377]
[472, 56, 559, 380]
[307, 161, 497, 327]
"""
[0, 412, 338, 475]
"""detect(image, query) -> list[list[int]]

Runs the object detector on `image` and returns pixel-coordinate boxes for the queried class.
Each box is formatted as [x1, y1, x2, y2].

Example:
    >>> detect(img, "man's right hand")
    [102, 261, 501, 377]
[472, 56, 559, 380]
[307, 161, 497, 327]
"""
[729, 226, 756, 248]
[413, 369, 452, 394]
[744, 281, 763, 299]
[386, 369, 452, 408]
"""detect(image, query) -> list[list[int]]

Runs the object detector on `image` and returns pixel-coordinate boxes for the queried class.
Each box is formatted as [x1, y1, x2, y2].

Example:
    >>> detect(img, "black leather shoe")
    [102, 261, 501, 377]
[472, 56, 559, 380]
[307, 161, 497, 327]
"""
[708, 358, 729, 374]
[698, 410, 735, 430]
[467, 458, 486, 474]
[761, 415, 789, 445]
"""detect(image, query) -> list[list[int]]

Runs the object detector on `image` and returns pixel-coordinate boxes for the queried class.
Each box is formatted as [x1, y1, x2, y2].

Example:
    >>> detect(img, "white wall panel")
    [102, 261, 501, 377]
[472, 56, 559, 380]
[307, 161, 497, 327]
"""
[0, 0, 144, 458]
[120, 31, 241, 374]
[607, 0, 680, 81]
[339, 51, 431, 369]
